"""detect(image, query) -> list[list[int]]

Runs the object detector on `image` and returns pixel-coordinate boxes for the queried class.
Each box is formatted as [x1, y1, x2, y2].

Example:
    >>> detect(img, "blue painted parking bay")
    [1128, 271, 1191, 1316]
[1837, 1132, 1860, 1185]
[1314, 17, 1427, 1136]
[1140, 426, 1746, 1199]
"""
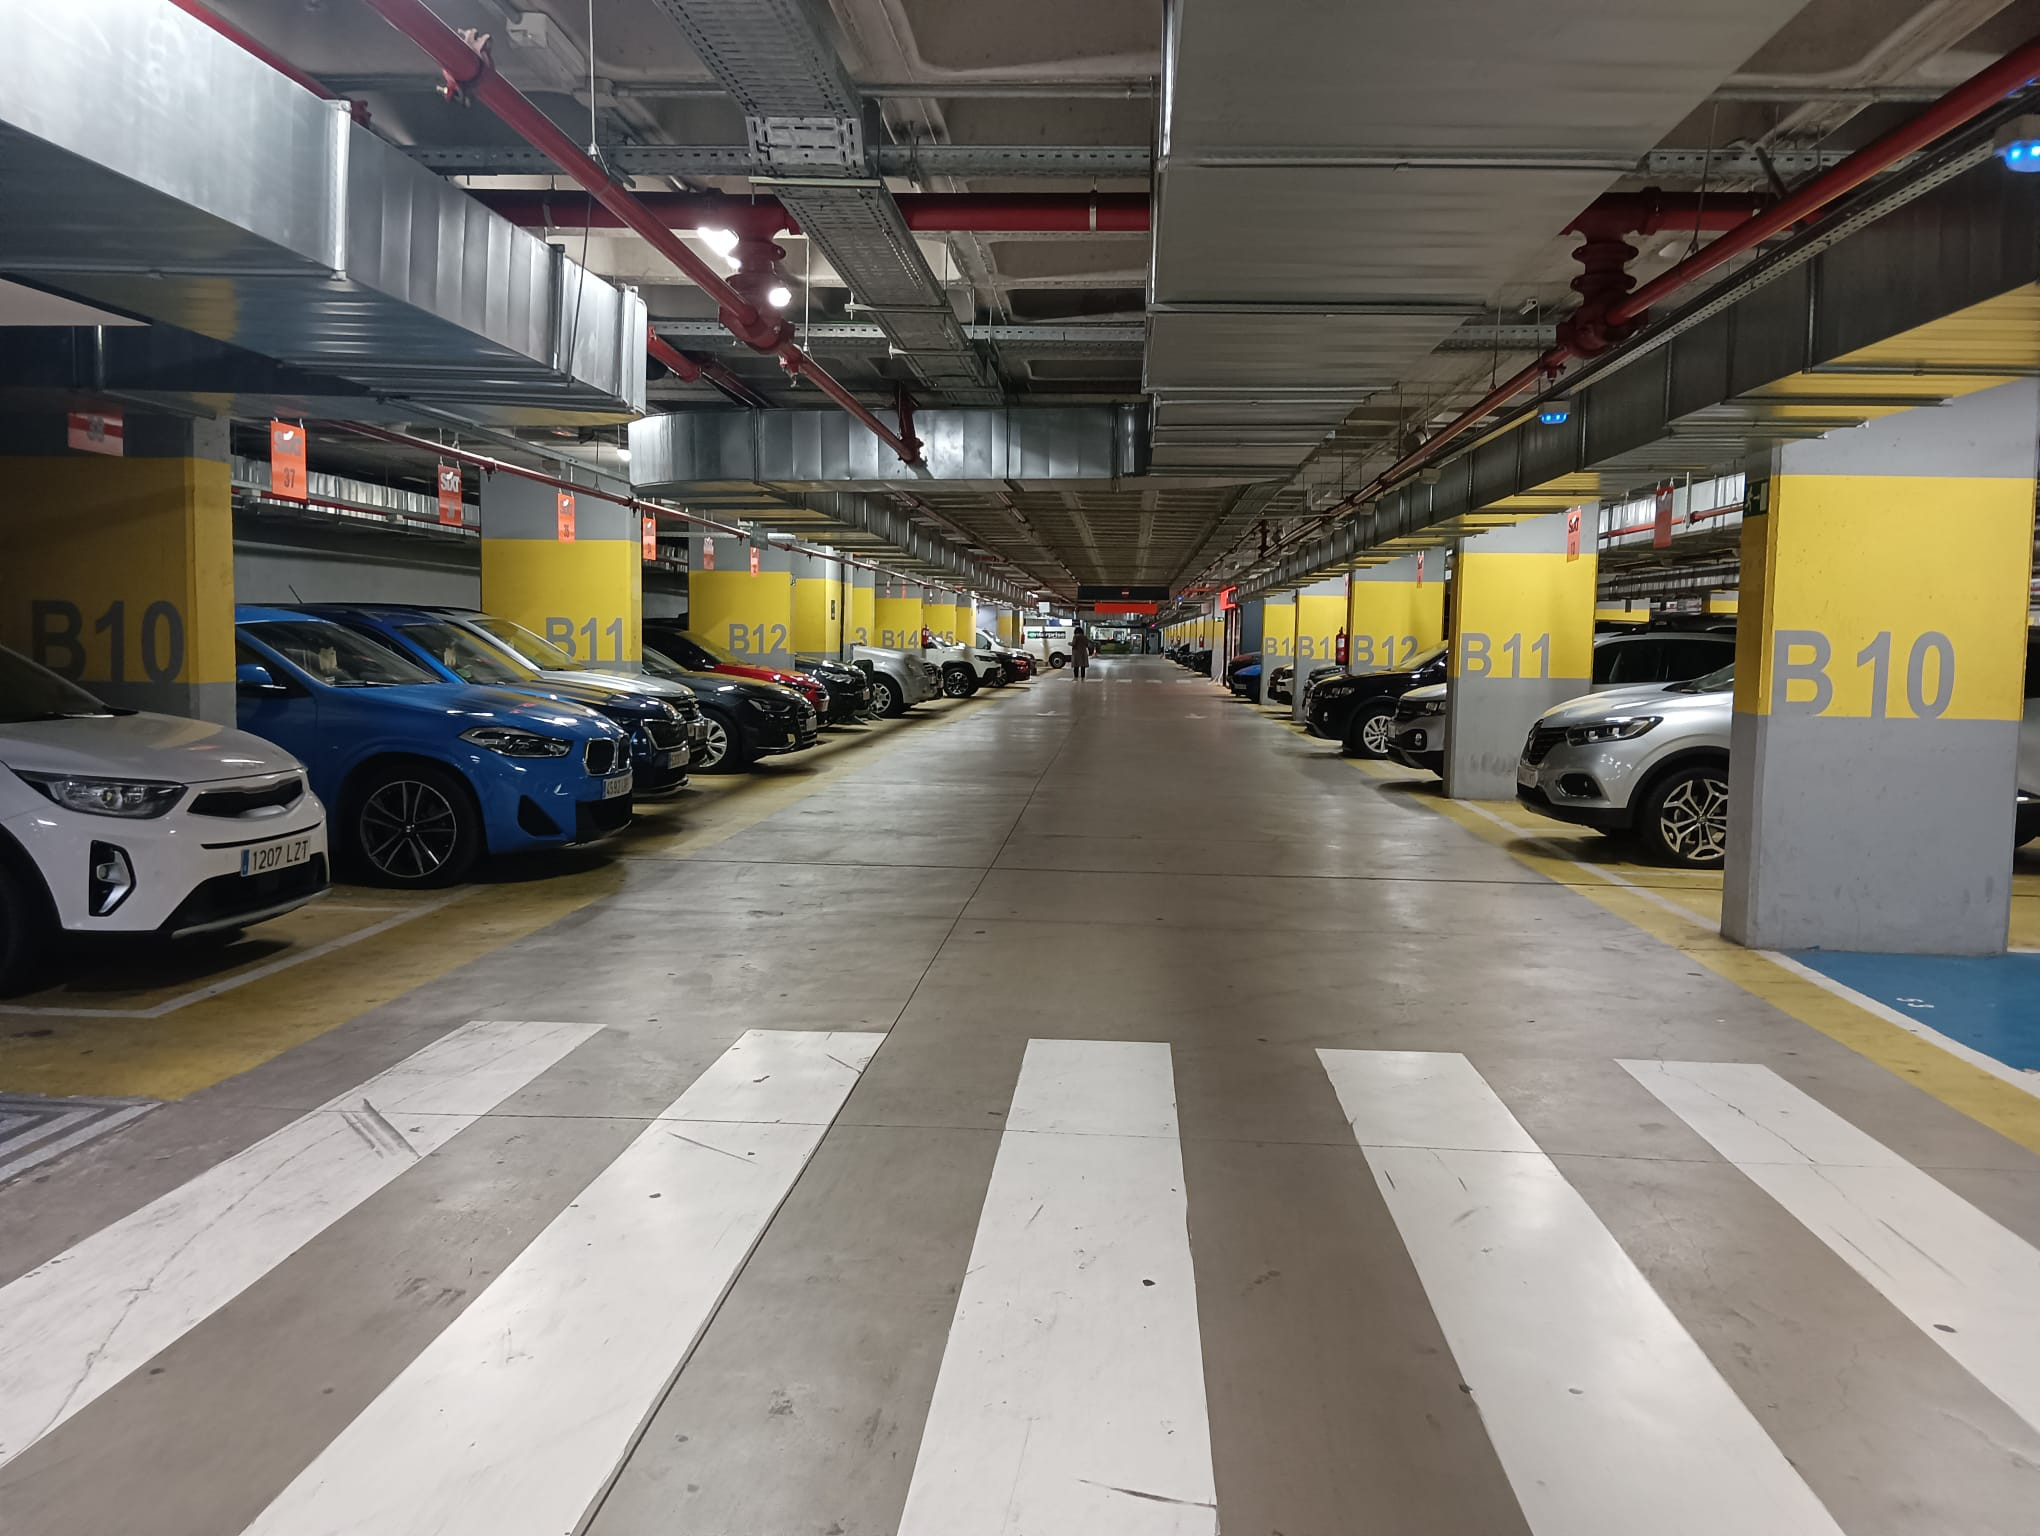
[1790, 950, 2040, 1074]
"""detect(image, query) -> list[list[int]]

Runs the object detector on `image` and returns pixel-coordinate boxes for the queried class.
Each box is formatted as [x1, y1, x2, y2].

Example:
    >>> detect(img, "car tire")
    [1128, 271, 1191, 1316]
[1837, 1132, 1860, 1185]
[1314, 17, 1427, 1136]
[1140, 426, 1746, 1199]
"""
[1637, 762, 1731, 868]
[0, 857, 54, 997]
[871, 673, 907, 717]
[1343, 702, 1395, 759]
[693, 707, 749, 772]
[1049, 651, 1068, 669]
[348, 761, 482, 888]
[941, 664, 976, 698]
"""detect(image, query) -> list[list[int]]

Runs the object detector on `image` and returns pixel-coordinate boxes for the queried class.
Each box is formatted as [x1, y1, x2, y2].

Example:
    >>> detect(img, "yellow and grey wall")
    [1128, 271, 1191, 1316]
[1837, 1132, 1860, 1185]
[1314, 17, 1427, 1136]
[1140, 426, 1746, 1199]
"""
[1347, 554, 1445, 673]
[874, 579, 927, 650]
[686, 531, 795, 669]
[791, 547, 846, 659]
[480, 469, 641, 667]
[1257, 591, 1296, 703]
[1723, 376, 2038, 954]
[2, 415, 235, 722]
[1444, 511, 1597, 799]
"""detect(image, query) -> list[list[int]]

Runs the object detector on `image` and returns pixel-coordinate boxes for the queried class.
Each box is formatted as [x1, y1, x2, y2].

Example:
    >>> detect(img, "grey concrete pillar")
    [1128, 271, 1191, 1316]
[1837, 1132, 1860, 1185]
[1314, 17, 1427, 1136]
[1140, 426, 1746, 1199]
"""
[1443, 511, 1598, 800]
[1723, 377, 2040, 955]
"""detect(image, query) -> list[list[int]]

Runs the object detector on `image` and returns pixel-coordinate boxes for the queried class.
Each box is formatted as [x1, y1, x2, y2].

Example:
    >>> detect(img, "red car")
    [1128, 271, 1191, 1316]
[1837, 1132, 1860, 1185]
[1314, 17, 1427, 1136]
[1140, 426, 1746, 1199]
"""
[642, 625, 832, 717]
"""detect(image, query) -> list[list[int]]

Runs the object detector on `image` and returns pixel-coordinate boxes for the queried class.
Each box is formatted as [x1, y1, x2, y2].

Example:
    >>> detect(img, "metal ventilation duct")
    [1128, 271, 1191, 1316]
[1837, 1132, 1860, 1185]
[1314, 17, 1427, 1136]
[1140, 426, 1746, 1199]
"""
[0, 0, 645, 422]
[629, 407, 1146, 488]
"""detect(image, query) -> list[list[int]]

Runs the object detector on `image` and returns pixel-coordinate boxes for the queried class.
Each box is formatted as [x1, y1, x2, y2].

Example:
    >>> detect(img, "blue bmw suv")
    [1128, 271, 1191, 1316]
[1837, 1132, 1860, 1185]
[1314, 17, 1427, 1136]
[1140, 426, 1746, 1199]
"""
[234, 606, 634, 886]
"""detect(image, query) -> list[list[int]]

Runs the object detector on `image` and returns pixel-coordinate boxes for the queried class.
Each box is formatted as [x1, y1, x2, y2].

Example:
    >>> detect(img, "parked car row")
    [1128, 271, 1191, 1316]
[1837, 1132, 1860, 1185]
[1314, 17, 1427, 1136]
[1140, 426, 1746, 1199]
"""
[0, 604, 1029, 992]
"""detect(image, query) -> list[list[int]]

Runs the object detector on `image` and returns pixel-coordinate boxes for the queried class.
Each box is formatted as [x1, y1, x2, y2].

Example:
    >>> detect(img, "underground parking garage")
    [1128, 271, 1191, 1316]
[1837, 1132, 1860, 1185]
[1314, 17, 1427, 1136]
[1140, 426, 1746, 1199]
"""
[3, 1, 2040, 1531]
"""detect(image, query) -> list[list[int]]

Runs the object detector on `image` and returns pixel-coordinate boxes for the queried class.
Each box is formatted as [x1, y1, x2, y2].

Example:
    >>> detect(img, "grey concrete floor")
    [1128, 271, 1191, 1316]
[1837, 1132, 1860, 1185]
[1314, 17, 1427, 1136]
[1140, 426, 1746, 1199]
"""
[4, 656, 2039, 1536]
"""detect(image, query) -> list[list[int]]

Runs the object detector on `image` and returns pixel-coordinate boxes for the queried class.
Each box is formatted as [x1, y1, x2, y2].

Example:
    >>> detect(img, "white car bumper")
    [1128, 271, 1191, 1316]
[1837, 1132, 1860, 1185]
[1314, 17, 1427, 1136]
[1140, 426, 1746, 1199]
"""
[5, 776, 330, 935]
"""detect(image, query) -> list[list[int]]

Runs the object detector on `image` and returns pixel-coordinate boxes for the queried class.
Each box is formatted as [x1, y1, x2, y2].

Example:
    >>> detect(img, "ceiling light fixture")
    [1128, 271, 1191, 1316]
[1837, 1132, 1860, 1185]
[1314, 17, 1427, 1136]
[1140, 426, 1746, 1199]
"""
[767, 284, 793, 309]
[695, 226, 741, 271]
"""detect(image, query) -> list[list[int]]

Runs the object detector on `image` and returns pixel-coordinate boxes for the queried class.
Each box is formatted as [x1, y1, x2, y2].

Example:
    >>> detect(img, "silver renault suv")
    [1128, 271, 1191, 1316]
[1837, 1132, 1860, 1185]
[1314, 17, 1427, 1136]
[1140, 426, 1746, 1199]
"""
[1515, 663, 1734, 867]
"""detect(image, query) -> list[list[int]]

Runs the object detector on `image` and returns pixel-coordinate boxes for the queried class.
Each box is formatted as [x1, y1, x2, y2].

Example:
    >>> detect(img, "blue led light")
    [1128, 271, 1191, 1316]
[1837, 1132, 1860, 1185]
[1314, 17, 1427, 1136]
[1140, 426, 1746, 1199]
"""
[1539, 407, 1571, 425]
[2002, 140, 2040, 172]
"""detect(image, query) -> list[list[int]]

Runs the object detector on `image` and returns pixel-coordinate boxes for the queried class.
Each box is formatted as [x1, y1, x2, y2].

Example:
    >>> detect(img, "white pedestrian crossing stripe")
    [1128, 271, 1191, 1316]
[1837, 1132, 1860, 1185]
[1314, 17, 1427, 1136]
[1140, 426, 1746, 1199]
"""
[1624, 1058, 2040, 1436]
[1318, 1049, 1847, 1536]
[897, 1039, 1217, 1536]
[237, 1029, 882, 1536]
[0, 1018, 600, 1469]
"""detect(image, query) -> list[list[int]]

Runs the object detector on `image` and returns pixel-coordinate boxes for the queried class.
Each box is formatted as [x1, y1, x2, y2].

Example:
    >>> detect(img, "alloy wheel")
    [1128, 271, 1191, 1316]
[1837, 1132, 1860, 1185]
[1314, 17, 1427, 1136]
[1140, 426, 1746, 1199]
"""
[1658, 774, 1729, 865]
[1359, 711, 1393, 755]
[695, 715, 730, 770]
[359, 779, 461, 882]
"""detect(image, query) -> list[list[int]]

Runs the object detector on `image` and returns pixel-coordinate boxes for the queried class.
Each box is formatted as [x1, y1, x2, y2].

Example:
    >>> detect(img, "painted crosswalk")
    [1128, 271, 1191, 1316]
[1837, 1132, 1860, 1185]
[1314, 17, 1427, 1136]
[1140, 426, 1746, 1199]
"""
[1317, 1049, 1848, 1536]
[1623, 1057, 2040, 1436]
[11, 1036, 2040, 1532]
[897, 1039, 1217, 1536]
[237, 1029, 883, 1536]
[0, 1018, 600, 1469]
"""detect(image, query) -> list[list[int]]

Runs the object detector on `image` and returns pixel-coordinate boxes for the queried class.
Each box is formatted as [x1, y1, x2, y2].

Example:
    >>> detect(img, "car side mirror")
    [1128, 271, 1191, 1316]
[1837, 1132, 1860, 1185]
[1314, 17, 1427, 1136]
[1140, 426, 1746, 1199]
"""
[237, 661, 288, 696]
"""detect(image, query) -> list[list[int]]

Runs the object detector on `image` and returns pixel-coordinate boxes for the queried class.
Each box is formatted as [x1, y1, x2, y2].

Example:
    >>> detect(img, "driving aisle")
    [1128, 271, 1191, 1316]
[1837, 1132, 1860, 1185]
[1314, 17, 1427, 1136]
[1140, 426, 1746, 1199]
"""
[4, 658, 2040, 1536]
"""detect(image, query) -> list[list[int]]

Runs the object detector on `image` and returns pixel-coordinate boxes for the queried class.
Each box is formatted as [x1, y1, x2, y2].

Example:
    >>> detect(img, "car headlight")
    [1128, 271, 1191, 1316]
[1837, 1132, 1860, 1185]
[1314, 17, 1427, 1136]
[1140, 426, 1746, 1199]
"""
[17, 772, 184, 818]
[459, 725, 572, 757]
[1416, 699, 1446, 717]
[1565, 715, 1661, 745]
[747, 695, 794, 717]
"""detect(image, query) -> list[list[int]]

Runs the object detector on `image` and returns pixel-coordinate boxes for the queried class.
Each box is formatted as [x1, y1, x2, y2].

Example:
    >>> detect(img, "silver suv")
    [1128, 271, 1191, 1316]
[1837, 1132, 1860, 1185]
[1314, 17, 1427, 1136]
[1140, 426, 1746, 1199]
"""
[1516, 664, 1734, 866]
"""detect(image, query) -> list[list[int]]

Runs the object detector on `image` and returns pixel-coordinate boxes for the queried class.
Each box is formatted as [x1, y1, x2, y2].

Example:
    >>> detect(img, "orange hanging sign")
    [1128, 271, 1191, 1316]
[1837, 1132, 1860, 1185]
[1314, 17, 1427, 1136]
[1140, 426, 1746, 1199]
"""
[556, 492, 576, 542]
[701, 537, 715, 571]
[67, 410, 123, 456]
[749, 545, 760, 575]
[1566, 507, 1583, 561]
[436, 463, 463, 526]
[642, 516, 658, 561]
[270, 420, 308, 501]
[1415, 551, 1426, 586]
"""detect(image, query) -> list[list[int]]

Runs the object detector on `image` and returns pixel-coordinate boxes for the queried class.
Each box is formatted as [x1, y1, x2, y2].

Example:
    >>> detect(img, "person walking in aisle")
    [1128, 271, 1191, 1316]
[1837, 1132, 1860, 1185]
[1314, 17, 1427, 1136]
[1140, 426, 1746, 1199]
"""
[1070, 622, 1091, 680]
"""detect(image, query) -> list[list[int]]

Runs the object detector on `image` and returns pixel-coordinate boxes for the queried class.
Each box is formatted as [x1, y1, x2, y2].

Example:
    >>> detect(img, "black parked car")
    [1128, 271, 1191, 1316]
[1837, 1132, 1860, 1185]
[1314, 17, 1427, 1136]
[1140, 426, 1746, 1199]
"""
[792, 653, 876, 724]
[640, 641, 819, 771]
[1305, 643, 1450, 756]
[1267, 663, 1296, 705]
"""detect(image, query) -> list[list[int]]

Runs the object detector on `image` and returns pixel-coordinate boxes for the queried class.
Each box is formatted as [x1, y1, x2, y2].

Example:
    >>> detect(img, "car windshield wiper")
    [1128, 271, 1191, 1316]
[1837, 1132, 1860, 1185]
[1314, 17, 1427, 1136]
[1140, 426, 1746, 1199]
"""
[4, 709, 119, 722]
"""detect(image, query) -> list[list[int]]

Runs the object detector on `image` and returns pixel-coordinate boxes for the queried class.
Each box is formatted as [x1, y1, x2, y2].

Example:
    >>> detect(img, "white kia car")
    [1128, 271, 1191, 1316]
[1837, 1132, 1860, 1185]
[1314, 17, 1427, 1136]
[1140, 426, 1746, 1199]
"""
[0, 645, 329, 993]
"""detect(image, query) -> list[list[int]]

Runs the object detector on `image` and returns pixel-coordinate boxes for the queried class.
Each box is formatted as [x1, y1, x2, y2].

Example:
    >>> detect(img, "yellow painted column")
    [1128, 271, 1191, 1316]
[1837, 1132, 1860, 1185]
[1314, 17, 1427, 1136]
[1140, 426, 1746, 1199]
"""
[999, 608, 1021, 644]
[1724, 377, 2038, 954]
[791, 547, 845, 658]
[1443, 511, 1597, 799]
[1346, 553, 1445, 672]
[1, 414, 234, 722]
[844, 564, 876, 650]
[924, 592, 962, 646]
[1257, 592, 1295, 704]
[481, 469, 641, 667]
[685, 531, 795, 668]
[874, 578, 927, 650]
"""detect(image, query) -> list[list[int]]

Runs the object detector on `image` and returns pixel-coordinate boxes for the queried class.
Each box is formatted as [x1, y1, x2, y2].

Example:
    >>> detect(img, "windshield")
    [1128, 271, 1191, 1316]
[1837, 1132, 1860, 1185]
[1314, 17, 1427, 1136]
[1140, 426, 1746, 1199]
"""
[469, 614, 581, 671]
[676, 631, 735, 666]
[397, 621, 540, 686]
[641, 644, 690, 681]
[0, 645, 115, 723]
[1669, 661, 1736, 694]
[244, 621, 434, 686]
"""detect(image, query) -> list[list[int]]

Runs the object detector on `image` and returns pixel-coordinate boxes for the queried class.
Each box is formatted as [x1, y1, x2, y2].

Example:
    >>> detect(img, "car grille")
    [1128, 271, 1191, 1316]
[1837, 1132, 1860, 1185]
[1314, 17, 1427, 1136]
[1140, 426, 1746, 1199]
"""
[189, 776, 305, 818]
[639, 717, 687, 750]
[1523, 725, 1568, 765]
[583, 737, 620, 776]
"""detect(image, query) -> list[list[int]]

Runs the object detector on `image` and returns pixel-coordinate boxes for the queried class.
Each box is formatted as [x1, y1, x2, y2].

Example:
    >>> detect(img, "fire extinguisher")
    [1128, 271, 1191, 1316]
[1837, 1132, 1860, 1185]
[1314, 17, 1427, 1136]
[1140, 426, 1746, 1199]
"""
[1335, 627, 1349, 666]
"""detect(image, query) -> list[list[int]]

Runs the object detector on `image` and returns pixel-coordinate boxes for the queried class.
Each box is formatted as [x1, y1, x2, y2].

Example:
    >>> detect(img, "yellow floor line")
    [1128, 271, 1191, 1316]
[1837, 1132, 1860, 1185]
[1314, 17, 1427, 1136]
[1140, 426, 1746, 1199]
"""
[0, 692, 1010, 1101]
[1350, 762, 2040, 1156]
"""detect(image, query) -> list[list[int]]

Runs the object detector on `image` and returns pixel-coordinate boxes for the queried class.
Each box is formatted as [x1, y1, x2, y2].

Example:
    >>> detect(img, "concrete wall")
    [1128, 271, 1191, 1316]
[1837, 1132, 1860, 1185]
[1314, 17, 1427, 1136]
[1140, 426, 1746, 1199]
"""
[232, 528, 480, 608]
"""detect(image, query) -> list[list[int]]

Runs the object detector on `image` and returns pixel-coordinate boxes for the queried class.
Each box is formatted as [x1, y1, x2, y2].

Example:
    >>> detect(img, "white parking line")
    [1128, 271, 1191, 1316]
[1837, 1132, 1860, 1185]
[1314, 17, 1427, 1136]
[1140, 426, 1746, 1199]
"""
[237, 1029, 883, 1536]
[897, 1039, 1217, 1536]
[1623, 1058, 2040, 1435]
[1318, 1049, 1845, 1536]
[0, 1017, 598, 1467]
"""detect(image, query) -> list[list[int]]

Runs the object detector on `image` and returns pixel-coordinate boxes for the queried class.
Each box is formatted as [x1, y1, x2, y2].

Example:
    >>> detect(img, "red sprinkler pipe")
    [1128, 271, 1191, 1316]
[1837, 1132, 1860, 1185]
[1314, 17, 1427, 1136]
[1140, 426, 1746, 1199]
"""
[474, 190, 1152, 235]
[644, 328, 771, 409]
[1234, 35, 2040, 580]
[355, 0, 922, 465]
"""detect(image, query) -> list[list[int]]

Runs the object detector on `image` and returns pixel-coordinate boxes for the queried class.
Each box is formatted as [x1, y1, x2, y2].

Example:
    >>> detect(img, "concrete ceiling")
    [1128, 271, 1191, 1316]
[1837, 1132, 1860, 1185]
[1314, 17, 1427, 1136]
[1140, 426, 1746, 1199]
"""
[120, 0, 2040, 598]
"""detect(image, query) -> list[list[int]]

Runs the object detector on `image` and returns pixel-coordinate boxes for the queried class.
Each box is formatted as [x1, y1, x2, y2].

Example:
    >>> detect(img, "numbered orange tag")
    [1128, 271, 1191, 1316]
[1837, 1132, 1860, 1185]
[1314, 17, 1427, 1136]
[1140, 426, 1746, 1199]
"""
[642, 516, 658, 561]
[749, 546, 760, 575]
[1566, 507, 1582, 562]
[436, 463, 463, 526]
[270, 420, 308, 502]
[1415, 551, 1425, 586]
[556, 492, 576, 542]
[701, 537, 715, 571]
